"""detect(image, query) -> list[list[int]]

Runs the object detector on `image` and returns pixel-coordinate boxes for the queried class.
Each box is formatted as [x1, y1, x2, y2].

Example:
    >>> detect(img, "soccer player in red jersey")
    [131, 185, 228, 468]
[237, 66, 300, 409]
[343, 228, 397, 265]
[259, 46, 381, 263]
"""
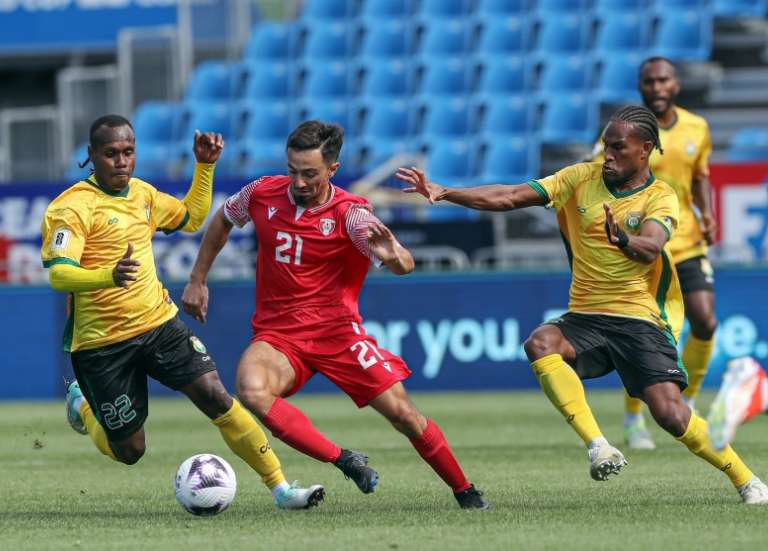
[181, 121, 488, 509]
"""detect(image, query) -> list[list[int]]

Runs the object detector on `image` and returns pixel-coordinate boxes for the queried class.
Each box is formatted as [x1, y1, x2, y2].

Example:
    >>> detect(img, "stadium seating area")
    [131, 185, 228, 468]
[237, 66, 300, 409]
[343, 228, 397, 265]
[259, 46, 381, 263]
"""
[67, 0, 767, 188]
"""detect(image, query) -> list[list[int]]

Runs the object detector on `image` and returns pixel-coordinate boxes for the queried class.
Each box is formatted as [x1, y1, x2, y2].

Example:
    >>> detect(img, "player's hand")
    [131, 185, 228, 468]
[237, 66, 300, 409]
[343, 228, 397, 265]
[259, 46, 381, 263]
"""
[182, 280, 209, 324]
[396, 166, 443, 204]
[367, 220, 399, 263]
[701, 211, 717, 245]
[193, 130, 224, 164]
[603, 203, 621, 245]
[113, 242, 140, 288]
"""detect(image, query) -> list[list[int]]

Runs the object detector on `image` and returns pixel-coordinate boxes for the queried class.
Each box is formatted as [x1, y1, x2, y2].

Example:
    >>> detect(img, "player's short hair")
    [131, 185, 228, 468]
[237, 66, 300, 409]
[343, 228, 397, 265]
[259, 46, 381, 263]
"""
[639, 56, 677, 78]
[610, 105, 664, 154]
[79, 115, 134, 168]
[286, 120, 344, 165]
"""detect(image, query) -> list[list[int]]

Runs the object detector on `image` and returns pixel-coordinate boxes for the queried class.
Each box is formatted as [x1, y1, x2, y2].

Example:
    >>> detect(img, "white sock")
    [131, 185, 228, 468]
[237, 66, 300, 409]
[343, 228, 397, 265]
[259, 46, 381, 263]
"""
[624, 412, 643, 427]
[588, 436, 609, 450]
[271, 480, 291, 501]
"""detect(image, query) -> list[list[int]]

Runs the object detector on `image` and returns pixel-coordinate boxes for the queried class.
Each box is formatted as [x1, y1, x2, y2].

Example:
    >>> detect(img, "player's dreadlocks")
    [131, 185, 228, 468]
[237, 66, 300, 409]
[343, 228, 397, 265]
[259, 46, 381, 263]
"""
[611, 105, 664, 155]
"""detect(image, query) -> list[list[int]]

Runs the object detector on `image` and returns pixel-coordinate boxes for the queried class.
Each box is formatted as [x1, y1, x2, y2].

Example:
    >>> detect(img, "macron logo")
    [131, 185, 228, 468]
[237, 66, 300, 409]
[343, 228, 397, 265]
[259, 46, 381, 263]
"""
[267, 206, 277, 220]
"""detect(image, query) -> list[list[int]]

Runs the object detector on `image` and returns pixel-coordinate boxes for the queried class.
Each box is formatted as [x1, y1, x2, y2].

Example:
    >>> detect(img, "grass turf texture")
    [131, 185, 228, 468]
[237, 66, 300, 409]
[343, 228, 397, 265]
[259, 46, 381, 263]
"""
[1, 390, 766, 551]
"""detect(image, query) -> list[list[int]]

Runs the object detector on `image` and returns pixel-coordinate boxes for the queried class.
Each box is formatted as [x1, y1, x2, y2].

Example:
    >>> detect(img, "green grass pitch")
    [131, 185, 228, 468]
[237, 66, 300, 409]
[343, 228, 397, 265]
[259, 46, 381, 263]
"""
[2, 390, 766, 550]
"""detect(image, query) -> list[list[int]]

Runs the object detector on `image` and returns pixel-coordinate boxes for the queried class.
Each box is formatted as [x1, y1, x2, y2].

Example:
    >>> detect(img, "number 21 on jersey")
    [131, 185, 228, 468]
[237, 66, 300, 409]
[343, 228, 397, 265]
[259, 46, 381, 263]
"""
[275, 231, 303, 265]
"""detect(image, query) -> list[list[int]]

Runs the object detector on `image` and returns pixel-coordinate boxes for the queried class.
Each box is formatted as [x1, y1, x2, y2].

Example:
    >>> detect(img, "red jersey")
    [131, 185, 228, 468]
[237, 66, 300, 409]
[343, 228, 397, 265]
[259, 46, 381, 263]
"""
[223, 175, 381, 338]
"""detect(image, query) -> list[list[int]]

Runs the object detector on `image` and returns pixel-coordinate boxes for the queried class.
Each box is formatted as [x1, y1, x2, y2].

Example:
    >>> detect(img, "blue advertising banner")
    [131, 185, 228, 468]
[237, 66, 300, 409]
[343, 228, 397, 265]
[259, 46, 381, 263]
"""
[0, 1, 177, 52]
[3, 269, 768, 400]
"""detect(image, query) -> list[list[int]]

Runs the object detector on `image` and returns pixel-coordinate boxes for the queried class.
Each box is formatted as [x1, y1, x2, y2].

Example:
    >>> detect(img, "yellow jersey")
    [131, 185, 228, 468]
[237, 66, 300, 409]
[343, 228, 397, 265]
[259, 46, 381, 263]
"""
[591, 106, 712, 263]
[529, 163, 684, 340]
[40, 176, 189, 352]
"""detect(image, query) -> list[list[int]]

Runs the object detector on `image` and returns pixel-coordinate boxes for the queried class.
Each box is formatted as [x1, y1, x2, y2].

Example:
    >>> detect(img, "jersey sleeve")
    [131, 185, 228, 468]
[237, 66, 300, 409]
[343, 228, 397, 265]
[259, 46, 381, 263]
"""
[644, 186, 680, 242]
[694, 123, 712, 179]
[529, 164, 584, 209]
[223, 178, 263, 228]
[151, 187, 189, 235]
[344, 204, 383, 266]
[41, 203, 89, 267]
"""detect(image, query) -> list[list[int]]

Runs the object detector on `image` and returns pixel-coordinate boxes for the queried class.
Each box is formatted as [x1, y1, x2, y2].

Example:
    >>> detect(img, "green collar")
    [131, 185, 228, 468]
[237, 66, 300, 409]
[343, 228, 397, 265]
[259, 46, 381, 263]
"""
[85, 175, 130, 198]
[604, 172, 655, 198]
[658, 108, 678, 131]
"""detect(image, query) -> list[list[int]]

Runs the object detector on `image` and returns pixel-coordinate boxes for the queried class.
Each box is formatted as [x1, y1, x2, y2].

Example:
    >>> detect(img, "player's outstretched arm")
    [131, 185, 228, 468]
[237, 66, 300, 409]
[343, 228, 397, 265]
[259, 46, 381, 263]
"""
[603, 203, 668, 264]
[181, 130, 225, 233]
[367, 220, 414, 275]
[396, 167, 547, 211]
[182, 206, 233, 323]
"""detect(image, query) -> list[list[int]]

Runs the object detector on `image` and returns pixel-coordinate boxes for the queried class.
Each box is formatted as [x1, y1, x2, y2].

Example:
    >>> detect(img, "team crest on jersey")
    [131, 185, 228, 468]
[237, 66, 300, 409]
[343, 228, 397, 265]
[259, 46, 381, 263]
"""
[319, 218, 335, 236]
[190, 336, 207, 354]
[624, 211, 643, 231]
[686, 141, 696, 156]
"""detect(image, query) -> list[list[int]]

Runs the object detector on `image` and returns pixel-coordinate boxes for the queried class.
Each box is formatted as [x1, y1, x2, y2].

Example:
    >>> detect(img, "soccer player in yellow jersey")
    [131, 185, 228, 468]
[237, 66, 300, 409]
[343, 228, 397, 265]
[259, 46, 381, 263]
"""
[397, 105, 768, 504]
[41, 115, 324, 510]
[592, 57, 717, 450]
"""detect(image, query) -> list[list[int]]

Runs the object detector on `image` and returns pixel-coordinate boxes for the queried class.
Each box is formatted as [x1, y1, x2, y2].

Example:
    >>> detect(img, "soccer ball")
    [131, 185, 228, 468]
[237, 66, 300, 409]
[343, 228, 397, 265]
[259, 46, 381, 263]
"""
[174, 454, 237, 516]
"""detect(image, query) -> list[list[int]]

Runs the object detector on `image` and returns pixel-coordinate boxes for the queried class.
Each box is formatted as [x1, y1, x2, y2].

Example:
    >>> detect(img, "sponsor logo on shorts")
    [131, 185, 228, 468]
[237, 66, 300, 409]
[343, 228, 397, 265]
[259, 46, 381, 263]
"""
[190, 336, 207, 354]
[319, 217, 335, 236]
[201, 355, 210, 362]
[667, 369, 680, 374]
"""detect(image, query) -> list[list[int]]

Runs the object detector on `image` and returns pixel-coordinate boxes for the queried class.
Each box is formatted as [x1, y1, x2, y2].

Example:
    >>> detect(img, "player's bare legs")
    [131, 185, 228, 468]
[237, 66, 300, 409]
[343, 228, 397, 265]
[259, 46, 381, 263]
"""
[368, 382, 427, 438]
[524, 325, 627, 481]
[109, 429, 147, 464]
[681, 289, 717, 409]
[642, 380, 767, 503]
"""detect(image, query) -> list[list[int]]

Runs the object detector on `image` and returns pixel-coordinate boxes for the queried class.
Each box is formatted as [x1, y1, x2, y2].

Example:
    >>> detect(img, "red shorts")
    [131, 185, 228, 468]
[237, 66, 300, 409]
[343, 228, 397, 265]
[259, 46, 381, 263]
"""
[253, 322, 411, 407]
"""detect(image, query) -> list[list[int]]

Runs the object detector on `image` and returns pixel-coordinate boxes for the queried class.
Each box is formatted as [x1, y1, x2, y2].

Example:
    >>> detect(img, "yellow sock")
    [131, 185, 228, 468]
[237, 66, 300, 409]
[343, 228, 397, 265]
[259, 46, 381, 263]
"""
[624, 390, 643, 415]
[531, 354, 603, 445]
[677, 414, 753, 488]
[213, 399, 286, 489]
[80, 401, 117, 461]
[682, 334, 714, 401]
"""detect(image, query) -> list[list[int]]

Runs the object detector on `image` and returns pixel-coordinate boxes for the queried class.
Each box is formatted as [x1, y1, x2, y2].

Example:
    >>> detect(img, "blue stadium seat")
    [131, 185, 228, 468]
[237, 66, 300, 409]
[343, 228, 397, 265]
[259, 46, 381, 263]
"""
[243, 22, 297, 60]
[418, 19, 469, 56]
[180, 102, 234, 139]
[301, 62, 352, 98]
[299, 100, 359, 135]
[476, 0, 527, 16]
[302, 23, 355, 60]
[234, 139, 287, 178]
[536, 56, 592, 94]
[594, 12, 649, 54]
[362, 0, 411, 17]
[301, 0, 355, 20]
[242, 61, 297, 99]
[65, 143, 90, 182]
[540, 94, 597, 144]
[359, 60, 410, 98]
[133, 101, 184, 143]
[416, 57, 470, 97]
[425, 140, 480, 220]
[238, 102, 294, 142]
[713, 0, 767, 17]
[651, 10, 712, 61]
[594, 0, 647, 8]
[726, 128, 768, 161]
[478, 136, 539, 184]
[360, 18, 411, 59]
[185, 61, 241, 101]
[536, 0, 589, 12]
[534, 15, 589, 53]
[358, 99, 413, 168]
[595, 53, 643, 104]
[475, 56, 529, 97]
[420, 0, 469, 17]
[419, 98, 473, 141]
[477, 96, 533, 137]
[134, 142, 174, 181]
[476, 16, 528, 54]
[653, 0, 703, 8]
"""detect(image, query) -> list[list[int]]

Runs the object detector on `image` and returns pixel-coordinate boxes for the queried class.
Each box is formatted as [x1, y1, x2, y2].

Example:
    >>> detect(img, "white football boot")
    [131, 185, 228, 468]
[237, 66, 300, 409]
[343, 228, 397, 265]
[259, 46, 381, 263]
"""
[274, 481, 325, 510]
[588, 441, 628, 481]
[738, 476, 768, 505]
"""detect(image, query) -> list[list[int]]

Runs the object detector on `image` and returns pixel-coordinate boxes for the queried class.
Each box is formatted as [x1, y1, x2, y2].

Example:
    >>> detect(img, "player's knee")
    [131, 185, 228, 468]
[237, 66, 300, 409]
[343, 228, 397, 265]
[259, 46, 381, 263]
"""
[648, 401, 688, 437]
[236, 379, 272, 417]
[113, 441, 146, 465]
[524, 329, 559, 361]
[689, 317, 717, 340]
[388, 404, 425, 437]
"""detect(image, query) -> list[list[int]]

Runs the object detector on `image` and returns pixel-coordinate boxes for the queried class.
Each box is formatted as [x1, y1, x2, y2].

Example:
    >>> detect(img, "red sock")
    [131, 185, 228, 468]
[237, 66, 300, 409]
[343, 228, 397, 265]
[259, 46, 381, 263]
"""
[410, 419, 471, 493]
[263, 398, 341, 463]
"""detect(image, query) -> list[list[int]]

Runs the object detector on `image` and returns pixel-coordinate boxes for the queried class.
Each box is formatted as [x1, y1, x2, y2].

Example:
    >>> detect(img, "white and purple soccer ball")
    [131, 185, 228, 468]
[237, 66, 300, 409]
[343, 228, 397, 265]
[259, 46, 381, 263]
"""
[174, 454, 237, 516]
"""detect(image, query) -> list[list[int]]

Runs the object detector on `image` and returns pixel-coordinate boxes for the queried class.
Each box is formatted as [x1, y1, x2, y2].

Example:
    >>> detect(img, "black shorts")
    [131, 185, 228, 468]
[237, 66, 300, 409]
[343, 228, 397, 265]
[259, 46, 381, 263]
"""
[71, 316, 216, 440]
[676, 255, 715, 294]
[545, 312, 688, 398]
